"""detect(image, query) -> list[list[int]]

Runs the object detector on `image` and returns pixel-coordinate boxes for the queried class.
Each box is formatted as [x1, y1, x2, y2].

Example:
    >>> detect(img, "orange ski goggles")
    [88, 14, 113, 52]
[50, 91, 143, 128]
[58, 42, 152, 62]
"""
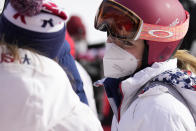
[94, 0, 190, 42]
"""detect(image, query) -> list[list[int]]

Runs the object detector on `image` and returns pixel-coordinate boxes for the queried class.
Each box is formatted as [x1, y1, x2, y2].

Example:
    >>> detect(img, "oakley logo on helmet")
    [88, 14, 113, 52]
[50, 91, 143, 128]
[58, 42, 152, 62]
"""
[148, 30, 174, 38]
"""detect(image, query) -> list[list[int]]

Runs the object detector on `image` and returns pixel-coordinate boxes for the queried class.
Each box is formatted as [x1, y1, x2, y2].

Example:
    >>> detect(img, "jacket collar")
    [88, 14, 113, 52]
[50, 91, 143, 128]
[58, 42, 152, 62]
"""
[120, 59, 178, 115]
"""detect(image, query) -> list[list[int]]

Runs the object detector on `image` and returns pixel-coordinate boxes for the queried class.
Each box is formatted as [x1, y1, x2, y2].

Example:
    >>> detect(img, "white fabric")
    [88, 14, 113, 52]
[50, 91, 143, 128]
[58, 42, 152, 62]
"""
[75, 60, 98, 116]
[0, 46, 103, 131]
[103, 42, 138, 78]
[111, 59, 196, 131]
[0, 0, 5, 14]
[75, 40, 88, 55]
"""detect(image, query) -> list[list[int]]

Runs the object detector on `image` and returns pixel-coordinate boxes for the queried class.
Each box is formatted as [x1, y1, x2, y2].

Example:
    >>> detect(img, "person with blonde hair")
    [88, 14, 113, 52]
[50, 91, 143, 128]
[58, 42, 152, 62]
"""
[94, 0, 196, 130]
[0, 0, 103, 130]
[174, 50, 196, 74]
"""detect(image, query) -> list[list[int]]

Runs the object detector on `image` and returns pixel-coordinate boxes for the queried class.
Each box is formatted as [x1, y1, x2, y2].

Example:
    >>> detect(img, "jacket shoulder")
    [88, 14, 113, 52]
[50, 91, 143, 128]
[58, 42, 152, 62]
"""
[117, 89, 195, 131]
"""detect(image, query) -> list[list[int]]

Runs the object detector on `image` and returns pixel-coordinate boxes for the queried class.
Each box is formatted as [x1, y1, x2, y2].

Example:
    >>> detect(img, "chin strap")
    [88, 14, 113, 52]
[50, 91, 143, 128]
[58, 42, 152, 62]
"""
[140, 40, 149, 69]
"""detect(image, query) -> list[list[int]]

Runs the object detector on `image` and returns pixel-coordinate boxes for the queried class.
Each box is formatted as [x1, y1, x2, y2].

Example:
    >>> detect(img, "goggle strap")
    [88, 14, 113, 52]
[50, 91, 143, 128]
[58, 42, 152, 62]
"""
[139, 11, 189, 42]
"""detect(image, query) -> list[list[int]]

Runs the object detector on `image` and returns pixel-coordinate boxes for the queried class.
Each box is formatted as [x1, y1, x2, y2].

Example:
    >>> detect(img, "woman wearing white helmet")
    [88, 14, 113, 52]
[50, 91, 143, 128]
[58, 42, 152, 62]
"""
[94, 0, 196, 130]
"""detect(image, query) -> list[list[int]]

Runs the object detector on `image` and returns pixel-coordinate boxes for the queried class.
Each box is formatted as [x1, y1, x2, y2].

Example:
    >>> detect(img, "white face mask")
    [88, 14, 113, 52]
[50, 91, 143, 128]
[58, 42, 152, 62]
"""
[75, 40, 88, 54]
[103, 42, 138, 78]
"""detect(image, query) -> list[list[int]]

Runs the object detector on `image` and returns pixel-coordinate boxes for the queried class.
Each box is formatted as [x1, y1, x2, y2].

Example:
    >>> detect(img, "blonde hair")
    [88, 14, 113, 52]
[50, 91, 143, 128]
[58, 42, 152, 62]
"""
[0, 39, 58, 66]
[0, 40, 20, 61]
[173, 50, 196, 74]
[0, 37, 45, 61]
